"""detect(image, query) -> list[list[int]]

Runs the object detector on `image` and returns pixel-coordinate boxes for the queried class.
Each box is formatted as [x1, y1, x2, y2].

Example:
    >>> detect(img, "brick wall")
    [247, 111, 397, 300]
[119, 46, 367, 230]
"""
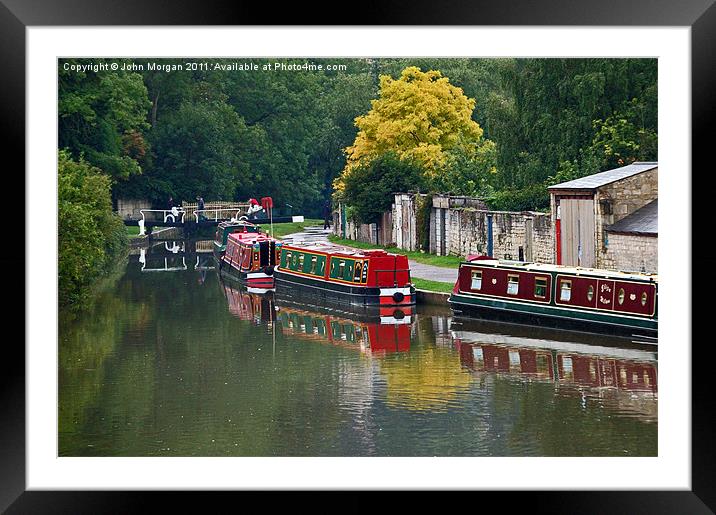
[600, 233, 658, 273]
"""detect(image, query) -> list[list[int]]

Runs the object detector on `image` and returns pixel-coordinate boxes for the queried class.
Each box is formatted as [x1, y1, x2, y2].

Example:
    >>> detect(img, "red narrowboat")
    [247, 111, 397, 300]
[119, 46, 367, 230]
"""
[274, 243, 415, 307]
[448, 257, 657, 338]
[213, 219, 261, 260]
[220, 230, 281, 292]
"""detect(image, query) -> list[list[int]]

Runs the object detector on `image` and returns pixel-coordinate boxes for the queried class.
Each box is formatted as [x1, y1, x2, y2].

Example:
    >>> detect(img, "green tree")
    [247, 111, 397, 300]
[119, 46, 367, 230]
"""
[58, 150, 128, 307]
[58, 59, 152, 181]
[336, 66, 492, 194]
[149, 99, 256, 202]
[589, 113, 658, 170]
[340, 152, 426, 225]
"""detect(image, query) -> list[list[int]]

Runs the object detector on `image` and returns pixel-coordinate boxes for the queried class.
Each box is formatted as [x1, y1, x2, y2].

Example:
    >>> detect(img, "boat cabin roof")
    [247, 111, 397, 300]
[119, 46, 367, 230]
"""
[282, 242, 404, 260]
[218, 220, 259, 230]
[464, 257, 658, 282]
[227, 231, 275, 244]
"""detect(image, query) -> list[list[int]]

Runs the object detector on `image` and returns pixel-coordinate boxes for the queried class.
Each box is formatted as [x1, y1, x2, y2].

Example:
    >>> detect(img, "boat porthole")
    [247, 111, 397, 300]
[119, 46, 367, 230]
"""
[629, 293, 636, 301]
[492, 278, 497, 284]
[587, 285, 594, 302]
[641, 292, 648, 306]
[618, 288, 625, 305]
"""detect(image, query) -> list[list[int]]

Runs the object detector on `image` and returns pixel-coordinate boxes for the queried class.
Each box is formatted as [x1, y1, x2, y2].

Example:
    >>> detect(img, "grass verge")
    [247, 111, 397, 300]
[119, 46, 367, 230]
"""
[411, 277, 455, 294]
[328, 235, 462, 269]
[126, 226, 143, 239]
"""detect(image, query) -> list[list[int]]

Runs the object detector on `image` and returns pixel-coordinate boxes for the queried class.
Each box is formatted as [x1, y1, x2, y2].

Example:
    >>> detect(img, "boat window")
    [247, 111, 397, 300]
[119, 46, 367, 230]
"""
[338, 260, 345, 278]
[298, 254, 305, 270]
[560, 280, 572, 301]
[346, 263, 354, 281]
[641, 291, 648, 306]
[471, 271, 482, 290]
[587, 285, 594, 302]
[284, 251, 292, 267]
[319, 259, 325, 276]
[309, 256, 318, 274]
[534, 277, 547, 298]
[507, 274, 519, 295]
[354, 261, 363, 282]
[618, 288, 625, 305]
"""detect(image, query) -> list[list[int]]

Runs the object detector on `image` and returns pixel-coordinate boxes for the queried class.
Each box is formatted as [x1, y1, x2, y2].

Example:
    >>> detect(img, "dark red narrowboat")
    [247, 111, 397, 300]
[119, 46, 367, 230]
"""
[448, 257, 657, 338]
[220, 230, 281, 292]
[274, 243, 415, 307]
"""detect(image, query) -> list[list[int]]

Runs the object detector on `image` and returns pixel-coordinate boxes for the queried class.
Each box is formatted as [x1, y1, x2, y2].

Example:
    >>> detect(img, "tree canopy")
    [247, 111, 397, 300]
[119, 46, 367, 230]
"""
[58, 57, 657, 215]
[335, 67, 493, 196]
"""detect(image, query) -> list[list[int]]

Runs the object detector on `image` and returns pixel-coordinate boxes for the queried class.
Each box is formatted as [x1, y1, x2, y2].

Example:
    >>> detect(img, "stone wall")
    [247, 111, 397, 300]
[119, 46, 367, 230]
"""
[600, 233, 658, 273]
[115, 198, 152, 220]
[334, 205, 393, 246]
[392, 193, 422, 251]
[440, 208, 554, 263]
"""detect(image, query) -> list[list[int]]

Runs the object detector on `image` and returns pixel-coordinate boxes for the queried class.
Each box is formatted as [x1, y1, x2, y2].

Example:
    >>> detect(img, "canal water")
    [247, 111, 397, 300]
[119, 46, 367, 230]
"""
[59, 243, 657, 457]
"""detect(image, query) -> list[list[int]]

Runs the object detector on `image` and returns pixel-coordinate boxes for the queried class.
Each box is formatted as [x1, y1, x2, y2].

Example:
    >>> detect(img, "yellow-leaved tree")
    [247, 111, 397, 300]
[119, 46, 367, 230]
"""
[334, 66, 490, 195]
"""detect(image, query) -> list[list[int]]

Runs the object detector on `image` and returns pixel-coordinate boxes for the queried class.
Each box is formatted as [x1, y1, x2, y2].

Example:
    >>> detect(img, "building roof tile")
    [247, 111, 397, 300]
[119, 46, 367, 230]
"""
[607, 199, 658, 235]
[548, 162, 658, 191]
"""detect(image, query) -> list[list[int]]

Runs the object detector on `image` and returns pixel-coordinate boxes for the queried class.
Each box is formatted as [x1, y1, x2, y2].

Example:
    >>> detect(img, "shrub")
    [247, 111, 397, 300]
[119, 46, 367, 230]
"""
[58, 150, 128, 307]
[485, 183, 550, 212]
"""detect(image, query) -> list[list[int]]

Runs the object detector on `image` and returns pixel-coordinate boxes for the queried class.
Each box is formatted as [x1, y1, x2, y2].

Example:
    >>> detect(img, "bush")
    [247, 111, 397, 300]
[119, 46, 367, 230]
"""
[58, 150, 128, 307]
[340, 152, 426, 225]
[486, 183, 550, 212]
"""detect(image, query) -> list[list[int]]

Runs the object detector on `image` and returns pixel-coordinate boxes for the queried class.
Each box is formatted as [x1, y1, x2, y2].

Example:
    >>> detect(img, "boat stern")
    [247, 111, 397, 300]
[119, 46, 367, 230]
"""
[378, 285, 415, 306]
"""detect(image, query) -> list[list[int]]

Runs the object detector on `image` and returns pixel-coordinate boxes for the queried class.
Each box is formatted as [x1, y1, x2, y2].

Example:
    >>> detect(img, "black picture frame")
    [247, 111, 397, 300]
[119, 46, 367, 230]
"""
[3, 1, 713, 511]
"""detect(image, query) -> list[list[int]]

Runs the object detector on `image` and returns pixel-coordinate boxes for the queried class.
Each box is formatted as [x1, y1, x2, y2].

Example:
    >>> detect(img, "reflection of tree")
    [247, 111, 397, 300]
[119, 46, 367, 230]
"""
[380, 346, 472, 412]
[59, 261, 155, 453]
[60, 265, 356, 456]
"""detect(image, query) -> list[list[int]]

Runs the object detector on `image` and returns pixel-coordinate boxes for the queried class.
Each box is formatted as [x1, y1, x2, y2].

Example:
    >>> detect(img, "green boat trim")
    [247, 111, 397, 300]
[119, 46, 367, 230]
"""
[448, 293, 657, 332]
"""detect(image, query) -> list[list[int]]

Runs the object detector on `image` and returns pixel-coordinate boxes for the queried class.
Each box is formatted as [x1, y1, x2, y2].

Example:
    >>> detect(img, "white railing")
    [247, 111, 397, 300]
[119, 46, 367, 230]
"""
[195, 256, 216, 271]
[138, 208, 187, 235]
[139, 249, 187, 272]
[193, 208, 246, 223]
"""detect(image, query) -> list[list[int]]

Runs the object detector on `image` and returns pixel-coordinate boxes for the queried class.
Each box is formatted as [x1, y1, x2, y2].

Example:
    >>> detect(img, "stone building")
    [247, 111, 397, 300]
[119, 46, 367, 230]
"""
[548, 162, 658, 270]
[601, 199, 658, 273]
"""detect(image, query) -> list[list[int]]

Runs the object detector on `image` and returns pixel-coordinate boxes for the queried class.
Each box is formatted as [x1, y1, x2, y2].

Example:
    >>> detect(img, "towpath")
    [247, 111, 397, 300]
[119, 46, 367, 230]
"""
[281, 226, 458, 283]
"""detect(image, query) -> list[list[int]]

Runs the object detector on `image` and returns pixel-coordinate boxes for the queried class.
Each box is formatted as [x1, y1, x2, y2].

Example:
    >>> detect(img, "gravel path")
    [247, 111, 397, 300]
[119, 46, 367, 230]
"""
[282, 227, 458, 283]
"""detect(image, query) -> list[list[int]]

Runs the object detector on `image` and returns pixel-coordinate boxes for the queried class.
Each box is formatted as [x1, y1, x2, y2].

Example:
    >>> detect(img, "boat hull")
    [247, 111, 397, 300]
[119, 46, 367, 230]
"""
[220, 262, 275, 292]
[448, 293, 657, 338]
[274, 268, 415, 307]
